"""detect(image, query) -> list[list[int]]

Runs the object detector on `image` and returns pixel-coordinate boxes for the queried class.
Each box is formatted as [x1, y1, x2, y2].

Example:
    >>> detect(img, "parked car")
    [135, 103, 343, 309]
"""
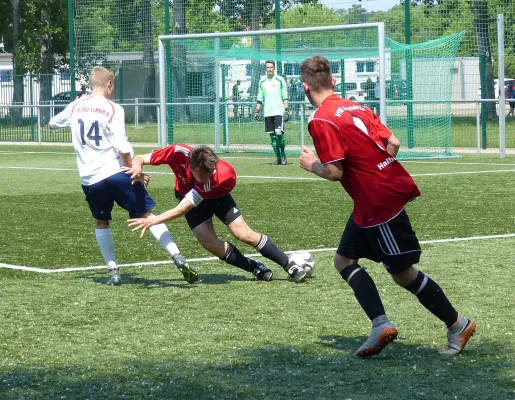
[477, 78, 514, 99]
[334, 81, 367, 102]
[385, 79, 408, 101]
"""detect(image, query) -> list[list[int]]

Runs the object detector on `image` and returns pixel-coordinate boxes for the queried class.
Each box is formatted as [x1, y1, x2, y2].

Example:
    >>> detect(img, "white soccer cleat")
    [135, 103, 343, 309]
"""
[355, 316, 398, 358]
[289, 251, 315, 278]
[107, 267, 121, 286]
[439, 315, 476, 355]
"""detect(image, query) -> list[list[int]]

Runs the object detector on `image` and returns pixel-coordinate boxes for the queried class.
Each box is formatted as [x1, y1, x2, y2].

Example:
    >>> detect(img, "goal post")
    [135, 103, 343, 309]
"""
[158, 23, 386, 153]
[157, 24, 462, 159]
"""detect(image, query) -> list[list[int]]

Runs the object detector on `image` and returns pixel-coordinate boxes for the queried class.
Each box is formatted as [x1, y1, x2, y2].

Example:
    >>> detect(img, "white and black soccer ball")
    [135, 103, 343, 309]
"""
[289, 251, 315, 277]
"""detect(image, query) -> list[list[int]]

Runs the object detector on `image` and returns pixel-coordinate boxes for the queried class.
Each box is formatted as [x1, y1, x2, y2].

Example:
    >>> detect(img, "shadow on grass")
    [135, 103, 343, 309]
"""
[75, 271, 250, 288]
[0, 340, 512, 400]
[318, 334, 442, 359]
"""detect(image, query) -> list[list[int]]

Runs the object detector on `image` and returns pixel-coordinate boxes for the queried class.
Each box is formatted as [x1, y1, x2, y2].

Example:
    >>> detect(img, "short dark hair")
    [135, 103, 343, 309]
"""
[299, 56, 333, 91]
[189, 145, 219, 173]
[265, 60, 276, 67]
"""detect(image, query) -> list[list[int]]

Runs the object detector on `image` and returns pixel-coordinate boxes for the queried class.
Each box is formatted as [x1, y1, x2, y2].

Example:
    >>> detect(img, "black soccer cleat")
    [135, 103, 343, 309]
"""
[285, 261, 307, 283]
[253, 262, 273, 281]
[173, 254, 199, 284]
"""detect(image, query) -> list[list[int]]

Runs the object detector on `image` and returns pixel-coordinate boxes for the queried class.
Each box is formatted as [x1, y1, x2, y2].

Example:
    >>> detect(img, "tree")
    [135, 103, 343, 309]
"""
[142, 0, 156, 122]
[3, 0, 69, 125]
[408, 0, 497, 117]
[172, 0, 192, 121]
[472, 0, 496, 118]
[215, 0, 317, 100]
[11, 0, 24, 126]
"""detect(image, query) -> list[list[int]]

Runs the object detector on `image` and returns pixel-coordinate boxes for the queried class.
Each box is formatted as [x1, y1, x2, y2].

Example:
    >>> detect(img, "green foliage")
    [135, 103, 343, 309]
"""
[186, 0, 233, 33]
[277, 3, 341, 28]
[6, 0, 69, 73]
[215, 0, 318, 32]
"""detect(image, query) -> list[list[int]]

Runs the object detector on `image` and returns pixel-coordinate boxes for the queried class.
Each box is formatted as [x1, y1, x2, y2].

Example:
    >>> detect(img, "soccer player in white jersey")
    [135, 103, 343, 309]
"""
[48, 66, 198, 286]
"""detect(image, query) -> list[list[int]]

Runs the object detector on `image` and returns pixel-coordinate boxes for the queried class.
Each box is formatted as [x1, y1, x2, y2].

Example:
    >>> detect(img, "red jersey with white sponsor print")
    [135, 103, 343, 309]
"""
[149, 144, 236, 199]
[308, 95, 421, 227]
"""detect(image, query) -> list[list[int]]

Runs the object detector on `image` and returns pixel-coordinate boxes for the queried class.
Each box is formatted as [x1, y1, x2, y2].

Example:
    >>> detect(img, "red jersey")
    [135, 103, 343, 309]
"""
[150, 144, 236, 204]
[308, 95, 421, 227]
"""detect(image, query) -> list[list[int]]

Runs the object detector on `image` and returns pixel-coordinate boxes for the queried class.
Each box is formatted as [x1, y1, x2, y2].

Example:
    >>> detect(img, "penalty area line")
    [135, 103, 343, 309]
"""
[1, 232, 515, 274]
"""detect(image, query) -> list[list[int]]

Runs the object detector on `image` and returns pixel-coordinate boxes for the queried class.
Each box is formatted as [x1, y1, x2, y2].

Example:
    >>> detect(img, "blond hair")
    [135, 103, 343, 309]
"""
[300, 56, 333, 91]
[89, 66, 114, 90]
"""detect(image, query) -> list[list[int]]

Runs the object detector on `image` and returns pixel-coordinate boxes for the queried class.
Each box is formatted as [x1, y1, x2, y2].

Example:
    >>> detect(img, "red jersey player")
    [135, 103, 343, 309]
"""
[126, 144, 307, 283]
[299, 56, 475, 358]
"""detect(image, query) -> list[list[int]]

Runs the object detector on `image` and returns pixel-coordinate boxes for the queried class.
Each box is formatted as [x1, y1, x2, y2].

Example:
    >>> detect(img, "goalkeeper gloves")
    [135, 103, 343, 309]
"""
[255, 110, 262, 121]
[283, 108, 290, 122]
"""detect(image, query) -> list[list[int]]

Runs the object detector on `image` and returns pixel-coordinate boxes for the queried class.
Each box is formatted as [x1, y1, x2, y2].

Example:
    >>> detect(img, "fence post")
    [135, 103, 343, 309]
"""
[214, 36, 221, 151]
[37, 106, 42, 145]
[30, 73, 35, 141]
[476, 100, 481, 153]
[300, 103, 305, 149]
[479, 55, 487, 149]
[157, 104, 161, 147]
[497, 14, 506, 159]
[134, 98, 139, 129]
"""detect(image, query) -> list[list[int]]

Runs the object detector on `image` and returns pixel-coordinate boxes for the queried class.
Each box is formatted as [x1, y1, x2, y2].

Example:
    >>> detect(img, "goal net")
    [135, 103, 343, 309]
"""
[158, 25, 463, 158]
[386, 32, 464, 159]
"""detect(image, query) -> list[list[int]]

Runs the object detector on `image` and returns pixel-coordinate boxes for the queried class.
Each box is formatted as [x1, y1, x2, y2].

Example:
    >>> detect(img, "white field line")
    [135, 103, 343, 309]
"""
[0, 151, 268, 161]
[0, 151, 76, 155]
[403, 161, 515, 166]
[2, 233, 515, 274]
[2, 149, 515, 166]
[2, 165, 515, 180]
[411, 169, 515, 177]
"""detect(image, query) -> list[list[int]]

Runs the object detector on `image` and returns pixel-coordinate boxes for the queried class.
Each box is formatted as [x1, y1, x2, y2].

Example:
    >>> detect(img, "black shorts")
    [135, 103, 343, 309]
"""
[265, 115, 284, 134]
[175, 191, 242, 230]
[337, 209, 421, 274]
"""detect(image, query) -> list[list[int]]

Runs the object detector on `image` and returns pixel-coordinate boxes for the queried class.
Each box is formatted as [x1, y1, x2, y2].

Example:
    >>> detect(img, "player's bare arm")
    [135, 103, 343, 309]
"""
[120, 152, 132, 168]
[123, 153, 152, 180]
[128, 197, 195, 237]
[300, 146, 343, 181]
[386, 134, 401, 157]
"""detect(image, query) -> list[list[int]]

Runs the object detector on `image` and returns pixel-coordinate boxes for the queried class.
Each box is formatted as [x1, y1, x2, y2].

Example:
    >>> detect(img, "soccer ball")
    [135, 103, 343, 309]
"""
[289, 251, 315, 278]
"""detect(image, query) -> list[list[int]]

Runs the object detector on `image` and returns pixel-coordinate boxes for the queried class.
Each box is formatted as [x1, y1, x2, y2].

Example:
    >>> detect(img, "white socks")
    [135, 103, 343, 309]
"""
[95, 228, 117, 269]
[148, 223, 180, 257]
[95, 223, 179, 271]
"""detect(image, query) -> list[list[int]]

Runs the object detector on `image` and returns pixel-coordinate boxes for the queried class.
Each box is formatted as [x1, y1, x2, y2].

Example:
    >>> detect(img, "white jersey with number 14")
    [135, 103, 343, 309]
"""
[49, 95, 133, 186]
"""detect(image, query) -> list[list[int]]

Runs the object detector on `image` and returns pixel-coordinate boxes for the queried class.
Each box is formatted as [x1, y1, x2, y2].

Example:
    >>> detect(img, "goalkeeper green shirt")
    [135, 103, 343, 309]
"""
[257, 75, 288, 117]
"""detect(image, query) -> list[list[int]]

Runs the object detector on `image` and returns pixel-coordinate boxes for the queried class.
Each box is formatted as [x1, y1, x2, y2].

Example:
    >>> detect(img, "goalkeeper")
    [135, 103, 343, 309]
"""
[255, 60, 289, 165]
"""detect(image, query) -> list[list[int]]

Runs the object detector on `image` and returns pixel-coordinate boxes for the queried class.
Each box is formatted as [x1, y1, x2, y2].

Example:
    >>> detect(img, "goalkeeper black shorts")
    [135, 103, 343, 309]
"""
[265, 115, 284, 134]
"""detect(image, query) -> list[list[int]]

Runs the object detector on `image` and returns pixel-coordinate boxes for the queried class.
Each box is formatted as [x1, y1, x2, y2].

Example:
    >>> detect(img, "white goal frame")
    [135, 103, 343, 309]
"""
[157, 23, 386, 150]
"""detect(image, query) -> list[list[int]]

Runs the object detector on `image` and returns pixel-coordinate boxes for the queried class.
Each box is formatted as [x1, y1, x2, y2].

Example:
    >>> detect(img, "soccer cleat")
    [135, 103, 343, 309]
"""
[173, 254, 199, 284]
[355, 317, 398, 358]
[107, 267, 121, 286]
[285, 261, 307, 283]
[439, 315, 476, 355]
[253, 262, 273, 281]
[272, 160, 281, 165]
[280, 156, 287, 165]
